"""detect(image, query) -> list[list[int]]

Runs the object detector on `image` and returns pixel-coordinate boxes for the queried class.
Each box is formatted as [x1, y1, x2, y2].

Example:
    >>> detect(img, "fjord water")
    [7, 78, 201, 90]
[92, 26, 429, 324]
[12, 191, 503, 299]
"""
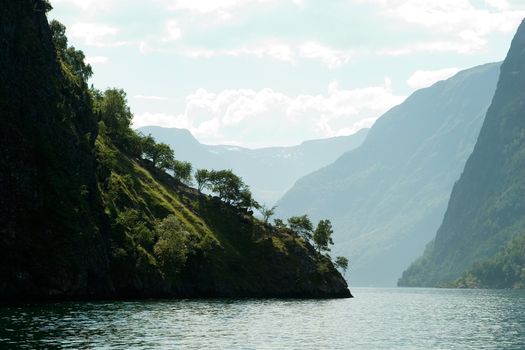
[1, 288, 524, 349]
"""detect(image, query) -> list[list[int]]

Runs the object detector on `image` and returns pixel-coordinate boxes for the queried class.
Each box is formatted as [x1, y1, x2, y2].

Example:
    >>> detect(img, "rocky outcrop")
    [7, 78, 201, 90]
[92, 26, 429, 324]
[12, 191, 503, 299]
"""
[0, 0, 113, 300]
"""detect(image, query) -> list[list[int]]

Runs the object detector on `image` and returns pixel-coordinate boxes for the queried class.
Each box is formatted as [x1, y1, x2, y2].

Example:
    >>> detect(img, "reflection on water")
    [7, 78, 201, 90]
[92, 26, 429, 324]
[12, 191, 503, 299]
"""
[1, 288, 524, 349]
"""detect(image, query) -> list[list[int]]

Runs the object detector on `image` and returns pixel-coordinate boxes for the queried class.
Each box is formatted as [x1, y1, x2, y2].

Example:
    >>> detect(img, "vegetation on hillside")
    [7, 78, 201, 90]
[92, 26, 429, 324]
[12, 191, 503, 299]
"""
[0, 1, 351, 300]
[445, 233, 525, 289]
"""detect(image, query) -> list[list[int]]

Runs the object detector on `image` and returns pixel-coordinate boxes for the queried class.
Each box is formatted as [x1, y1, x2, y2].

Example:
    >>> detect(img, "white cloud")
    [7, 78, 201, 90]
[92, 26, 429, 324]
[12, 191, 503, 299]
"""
[407, 68, 461, 89]
[226, 44, 295, 62]
[52, 0, 120, 11]
[156, 0, 300, 13]
[85, 56, 109, 65]
[162, 20, 182, 42]
[154, 0, 305, 25]
[179, 41, 354, 68]
[179, 43, 295, 63]
[69, 23, 124, 47]
[157, 0, 269, 13]
[135, 95, 170, 100]
[139, 41, 161, 55]
[378, 39, 485, 56]
[133, 81, 406, 148]
[299, 42, 354, 69]
[355, 0, 525, 54]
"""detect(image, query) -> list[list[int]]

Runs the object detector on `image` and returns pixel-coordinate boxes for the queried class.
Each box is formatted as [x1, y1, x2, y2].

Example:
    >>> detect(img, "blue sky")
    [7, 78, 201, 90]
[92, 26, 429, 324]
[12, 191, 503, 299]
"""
[50, 0, 525, 148]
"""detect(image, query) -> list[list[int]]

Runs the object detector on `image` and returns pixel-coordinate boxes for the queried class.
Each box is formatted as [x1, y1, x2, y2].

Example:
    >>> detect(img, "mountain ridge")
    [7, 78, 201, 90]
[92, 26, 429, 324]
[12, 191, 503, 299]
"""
[138, 125, 369, 205]
[399, 19, 525, 288]
[276, 62, 501, 286]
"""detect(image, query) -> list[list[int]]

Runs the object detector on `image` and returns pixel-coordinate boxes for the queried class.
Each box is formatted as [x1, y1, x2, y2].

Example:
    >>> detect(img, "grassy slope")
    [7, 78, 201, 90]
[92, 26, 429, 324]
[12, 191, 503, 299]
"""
[97, 135, 351, 298]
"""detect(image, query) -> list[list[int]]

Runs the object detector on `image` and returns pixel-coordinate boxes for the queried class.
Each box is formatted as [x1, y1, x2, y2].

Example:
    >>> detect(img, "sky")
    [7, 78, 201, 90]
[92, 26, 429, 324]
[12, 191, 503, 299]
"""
[50, 0, 525, 148]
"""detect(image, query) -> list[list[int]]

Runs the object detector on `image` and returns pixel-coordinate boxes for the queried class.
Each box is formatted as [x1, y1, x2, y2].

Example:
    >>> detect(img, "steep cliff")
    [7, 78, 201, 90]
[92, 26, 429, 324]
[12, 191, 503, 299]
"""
[400, 19, 525, 287]
[0, 0, 112, 299]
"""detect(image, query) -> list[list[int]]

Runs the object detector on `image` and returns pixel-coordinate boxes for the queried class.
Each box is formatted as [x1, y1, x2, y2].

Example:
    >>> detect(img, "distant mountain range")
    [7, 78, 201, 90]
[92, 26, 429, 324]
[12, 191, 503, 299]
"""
[137, 126, 369, 205]
[276, 62, 501, 286]
[399, 20, 525, 288]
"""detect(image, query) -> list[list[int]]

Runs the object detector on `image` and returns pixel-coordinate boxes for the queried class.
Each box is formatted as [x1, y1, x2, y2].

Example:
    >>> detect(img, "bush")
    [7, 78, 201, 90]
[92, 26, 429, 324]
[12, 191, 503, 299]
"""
[153, 215, 197, 273]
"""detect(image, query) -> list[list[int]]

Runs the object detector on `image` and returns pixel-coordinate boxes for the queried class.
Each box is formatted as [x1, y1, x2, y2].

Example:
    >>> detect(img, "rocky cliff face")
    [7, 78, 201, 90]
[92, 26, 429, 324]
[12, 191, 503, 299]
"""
[0, 0, 113, 299]
[399, 19, 525, 287]
[0, 0, 350, 301]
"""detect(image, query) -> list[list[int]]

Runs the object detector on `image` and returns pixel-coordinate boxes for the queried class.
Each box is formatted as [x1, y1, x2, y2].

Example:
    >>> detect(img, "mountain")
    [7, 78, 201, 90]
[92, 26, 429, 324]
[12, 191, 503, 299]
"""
[138, 126, 369, 205]
[399, 20, 525, 288]
[137, 127, 227, 170]
[276, 62, 501, 286]
[446, 232, 525, 289]
[0, 0, 350, 302]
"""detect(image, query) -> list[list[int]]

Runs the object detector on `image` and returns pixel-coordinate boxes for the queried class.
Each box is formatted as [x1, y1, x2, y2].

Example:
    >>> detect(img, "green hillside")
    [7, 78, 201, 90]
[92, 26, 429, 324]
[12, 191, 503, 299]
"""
[96, 133, 350, 298]
[0, 0, 350, 301]
[446, 232, 525, 289]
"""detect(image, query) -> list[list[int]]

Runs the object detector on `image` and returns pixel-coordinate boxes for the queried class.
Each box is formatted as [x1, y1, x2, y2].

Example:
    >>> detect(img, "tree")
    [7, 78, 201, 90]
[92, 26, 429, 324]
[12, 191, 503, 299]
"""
[288, 215, 313, 240]
[195, 169, 255, 209]
[171, 160, 193, 185]
[238, 187, 260, 211]
[50, 20, 67, 53]
[125, 131, 146, 159]
[141, 135, 157, 162]
[141, 136, 174, 170]
[115, 209, 153, 250]
[209, 170, 242, 203]
[39, 0, 53, 12]
[93, 89, 133, 143]
[153, 215, 195, 273]
[156, 143, 175, 171]
[259, 204, 277, 224]
[273, 218, 288, 231]
[335, 256, 349, 276]
[313, 219, 334, 254]
[195, 169, 211, 192]
[50, 20, 93, 82]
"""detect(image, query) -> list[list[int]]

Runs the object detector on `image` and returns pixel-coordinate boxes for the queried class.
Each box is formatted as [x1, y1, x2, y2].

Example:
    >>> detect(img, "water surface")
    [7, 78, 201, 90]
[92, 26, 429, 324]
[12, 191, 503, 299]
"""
[1, 288, 524, 349]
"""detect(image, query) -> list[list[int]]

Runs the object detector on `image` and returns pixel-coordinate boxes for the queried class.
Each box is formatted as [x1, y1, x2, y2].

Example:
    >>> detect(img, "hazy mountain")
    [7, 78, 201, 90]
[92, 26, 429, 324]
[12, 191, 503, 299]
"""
[276, 62, 501, 286]
[138, 126, 369, 205]
[399, 20, 525, 288]
[137, 126, 227, 170]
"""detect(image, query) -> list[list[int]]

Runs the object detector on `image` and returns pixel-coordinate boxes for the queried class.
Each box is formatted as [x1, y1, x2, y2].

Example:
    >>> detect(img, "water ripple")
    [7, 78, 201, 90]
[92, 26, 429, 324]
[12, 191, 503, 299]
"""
[1, 288, 524, 349]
